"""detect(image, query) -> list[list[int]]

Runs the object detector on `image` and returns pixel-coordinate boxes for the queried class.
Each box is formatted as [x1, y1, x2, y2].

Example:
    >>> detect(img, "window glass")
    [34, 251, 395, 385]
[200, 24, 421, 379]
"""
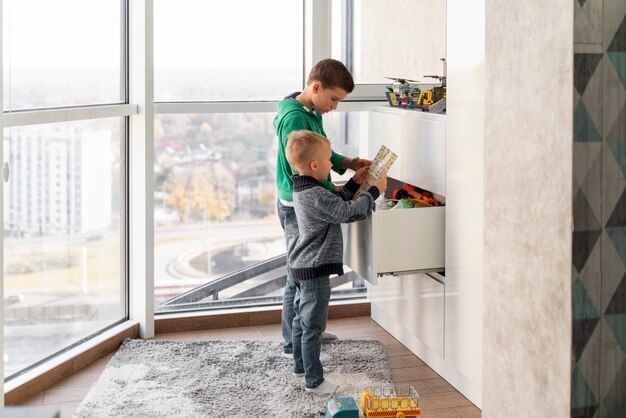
[154, 113, 284, 309]
[332, 0, 446, 84]
[154, 0, 304, 102]
[3, 118, 126, 378]
[326, 111, 366, 183]
[2, 0, 124, 110]
[154, 113, 366, 312]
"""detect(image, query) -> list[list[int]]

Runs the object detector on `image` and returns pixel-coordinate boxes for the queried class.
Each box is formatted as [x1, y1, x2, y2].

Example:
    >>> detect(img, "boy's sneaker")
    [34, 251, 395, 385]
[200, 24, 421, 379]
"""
[293, 370, 305, 376]
[281, 352, 293, 359]
[322, 331, 338, 340]
[305, 380, 343, 394]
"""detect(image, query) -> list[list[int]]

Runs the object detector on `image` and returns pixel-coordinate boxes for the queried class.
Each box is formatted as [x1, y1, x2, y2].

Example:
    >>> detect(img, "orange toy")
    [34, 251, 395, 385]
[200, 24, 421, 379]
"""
[391, 183, 436, 207]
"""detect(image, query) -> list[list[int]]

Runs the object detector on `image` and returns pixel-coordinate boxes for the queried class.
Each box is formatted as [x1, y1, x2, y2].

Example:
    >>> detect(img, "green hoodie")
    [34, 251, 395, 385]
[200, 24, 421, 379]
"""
[274, 94, 346, 202]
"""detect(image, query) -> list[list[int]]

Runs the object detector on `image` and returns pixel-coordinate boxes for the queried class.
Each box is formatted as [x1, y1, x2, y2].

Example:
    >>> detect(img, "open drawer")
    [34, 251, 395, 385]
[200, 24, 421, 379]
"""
[343, 178, 445, 284]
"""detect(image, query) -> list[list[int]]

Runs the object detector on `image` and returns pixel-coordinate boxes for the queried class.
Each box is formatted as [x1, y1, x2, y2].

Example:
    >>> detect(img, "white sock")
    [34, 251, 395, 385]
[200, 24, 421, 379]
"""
[322, 331, 338, 340]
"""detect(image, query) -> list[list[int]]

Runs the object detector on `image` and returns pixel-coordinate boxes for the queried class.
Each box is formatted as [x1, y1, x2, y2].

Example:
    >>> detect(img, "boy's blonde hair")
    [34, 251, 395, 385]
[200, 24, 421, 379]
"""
[307, 58, 355, 93]
[286, 130, 331, 173]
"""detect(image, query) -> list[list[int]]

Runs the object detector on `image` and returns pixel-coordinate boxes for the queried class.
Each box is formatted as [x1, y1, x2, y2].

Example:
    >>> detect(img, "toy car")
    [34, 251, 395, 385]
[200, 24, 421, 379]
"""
[361, 386, 421, 418]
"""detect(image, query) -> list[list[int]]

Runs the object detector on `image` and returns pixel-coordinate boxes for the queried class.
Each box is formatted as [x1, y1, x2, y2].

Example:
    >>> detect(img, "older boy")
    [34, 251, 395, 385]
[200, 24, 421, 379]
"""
[285, 130, 387, 393]
[274, 58, 370, 359]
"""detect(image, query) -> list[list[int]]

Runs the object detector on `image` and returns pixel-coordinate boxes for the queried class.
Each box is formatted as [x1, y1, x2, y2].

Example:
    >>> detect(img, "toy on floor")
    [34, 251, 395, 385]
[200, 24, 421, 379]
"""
[325, 396, 360, 418]
[361, 386, 421, 418]
[325, 386, 421, 418]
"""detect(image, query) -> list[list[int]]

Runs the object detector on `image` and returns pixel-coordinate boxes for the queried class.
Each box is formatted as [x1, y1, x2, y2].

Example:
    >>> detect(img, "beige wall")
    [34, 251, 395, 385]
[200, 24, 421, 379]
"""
[358, 0, 446, 84]
[483, 0, 573, 416]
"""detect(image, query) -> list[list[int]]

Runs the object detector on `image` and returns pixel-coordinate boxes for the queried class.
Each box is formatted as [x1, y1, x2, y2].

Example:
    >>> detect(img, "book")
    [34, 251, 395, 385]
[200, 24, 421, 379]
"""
[353, 145, 397, 200]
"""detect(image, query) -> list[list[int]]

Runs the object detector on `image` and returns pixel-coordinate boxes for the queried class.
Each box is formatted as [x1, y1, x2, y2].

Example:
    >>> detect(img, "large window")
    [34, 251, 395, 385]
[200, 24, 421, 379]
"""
[2, 0, 128, 380]
[154, 0, 303, 102]
[153, 0, 302, 312]
[153, 110, 369, 312]
[153, 113, 284, 308]
[2, 0, 124, 110]
[3, 119, 126, 377]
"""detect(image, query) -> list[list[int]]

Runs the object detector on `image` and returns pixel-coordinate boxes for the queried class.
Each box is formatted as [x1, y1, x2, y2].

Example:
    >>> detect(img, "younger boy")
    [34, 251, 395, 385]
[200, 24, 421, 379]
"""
[285, 130, 387, 394]
[274, 58, 370, 359]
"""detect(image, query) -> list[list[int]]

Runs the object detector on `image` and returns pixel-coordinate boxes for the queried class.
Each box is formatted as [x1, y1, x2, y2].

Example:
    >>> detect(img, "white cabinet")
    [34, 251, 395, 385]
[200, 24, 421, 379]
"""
[367, 107, 446, 197]
[344, 106, 447, 362]
[367, 272, 445, 356]
[343, 107, 446, 284]
[353, 106, 481, 407]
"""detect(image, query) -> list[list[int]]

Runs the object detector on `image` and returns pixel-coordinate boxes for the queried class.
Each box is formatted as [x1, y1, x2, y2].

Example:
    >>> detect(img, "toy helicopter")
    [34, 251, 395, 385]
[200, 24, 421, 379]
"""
[384, 59, 447, 111]
[384, 77, 423, 110]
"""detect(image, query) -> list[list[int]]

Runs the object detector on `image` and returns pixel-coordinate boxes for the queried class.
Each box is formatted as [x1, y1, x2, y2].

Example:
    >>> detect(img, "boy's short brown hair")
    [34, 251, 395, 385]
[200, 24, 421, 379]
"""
[307, 58, 355, 93]
[286, 130, 331, 173]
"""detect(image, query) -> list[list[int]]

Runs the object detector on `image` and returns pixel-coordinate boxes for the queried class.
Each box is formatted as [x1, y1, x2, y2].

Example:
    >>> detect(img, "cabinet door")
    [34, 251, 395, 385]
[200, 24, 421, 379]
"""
[368, 107, 446, 197]
[368, 272, 444, 356]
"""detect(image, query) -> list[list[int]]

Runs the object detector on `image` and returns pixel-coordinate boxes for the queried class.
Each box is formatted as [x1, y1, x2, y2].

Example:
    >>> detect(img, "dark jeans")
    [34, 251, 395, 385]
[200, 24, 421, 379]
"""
[292, 276, 331, 388]
[277, 200, 298, 354]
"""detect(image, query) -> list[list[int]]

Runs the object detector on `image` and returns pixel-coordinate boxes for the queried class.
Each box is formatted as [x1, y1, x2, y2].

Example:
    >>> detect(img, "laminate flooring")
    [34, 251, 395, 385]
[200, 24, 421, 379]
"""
[19, 316, 481, 417]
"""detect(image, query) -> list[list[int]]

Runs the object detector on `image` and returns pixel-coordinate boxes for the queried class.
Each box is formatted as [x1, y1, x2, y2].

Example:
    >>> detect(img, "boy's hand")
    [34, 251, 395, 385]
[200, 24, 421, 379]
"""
[374, 175, 388, 194]
[352, 166, 369, 185]
[342, 157, 372, 171]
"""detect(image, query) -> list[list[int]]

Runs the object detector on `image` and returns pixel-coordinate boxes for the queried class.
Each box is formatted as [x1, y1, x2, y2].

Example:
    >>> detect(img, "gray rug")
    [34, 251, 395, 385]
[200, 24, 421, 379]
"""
[73, 339, 393, 418]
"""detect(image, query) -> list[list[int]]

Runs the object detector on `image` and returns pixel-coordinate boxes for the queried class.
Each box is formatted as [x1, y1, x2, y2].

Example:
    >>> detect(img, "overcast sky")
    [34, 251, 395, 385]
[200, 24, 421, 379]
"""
[3, 0, 302, 70]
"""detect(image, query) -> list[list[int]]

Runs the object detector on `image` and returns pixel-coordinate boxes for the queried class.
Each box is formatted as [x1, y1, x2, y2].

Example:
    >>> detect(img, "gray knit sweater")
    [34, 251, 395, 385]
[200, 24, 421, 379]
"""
[289, 175, 380, 280]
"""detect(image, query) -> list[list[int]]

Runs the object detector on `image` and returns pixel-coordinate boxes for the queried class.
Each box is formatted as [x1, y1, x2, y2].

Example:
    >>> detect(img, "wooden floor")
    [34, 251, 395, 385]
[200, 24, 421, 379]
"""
[20, 316, 481, 417]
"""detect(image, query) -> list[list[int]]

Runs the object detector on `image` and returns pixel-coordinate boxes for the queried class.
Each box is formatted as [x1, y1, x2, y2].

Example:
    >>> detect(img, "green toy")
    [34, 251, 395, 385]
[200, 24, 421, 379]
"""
[325, 396, 359, 418]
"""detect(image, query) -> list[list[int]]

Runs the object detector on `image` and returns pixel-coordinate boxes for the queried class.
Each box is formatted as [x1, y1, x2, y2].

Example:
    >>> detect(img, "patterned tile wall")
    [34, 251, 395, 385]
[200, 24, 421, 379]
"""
[573, 0, 626, 416]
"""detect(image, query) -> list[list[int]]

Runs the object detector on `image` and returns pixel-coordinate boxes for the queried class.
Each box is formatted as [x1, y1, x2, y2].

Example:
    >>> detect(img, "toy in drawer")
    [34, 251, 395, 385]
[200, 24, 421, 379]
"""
[343, 177, 445, 284]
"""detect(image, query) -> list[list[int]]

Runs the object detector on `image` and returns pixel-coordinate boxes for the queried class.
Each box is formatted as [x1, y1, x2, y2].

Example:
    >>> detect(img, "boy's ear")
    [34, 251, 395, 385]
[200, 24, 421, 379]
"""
[311, 81, 321, 94]
[310, 159, 319, 171]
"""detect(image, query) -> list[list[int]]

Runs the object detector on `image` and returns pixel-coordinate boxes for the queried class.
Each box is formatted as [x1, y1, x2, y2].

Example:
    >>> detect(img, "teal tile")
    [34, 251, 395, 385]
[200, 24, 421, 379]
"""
[607, 138, 626, 179]
[605, 275, 626, 315]
[575, 101, 602, 142]
[574, 278, 600, 319]
[608, 53, 626, 90]
[607, 227, 626, 268]
[572, 365, 599, 409]
[605, 314, 626, 353]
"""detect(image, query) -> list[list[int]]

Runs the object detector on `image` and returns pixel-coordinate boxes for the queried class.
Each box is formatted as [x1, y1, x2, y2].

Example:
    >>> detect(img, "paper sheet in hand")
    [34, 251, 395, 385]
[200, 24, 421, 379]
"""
[353, 145, 397, 200]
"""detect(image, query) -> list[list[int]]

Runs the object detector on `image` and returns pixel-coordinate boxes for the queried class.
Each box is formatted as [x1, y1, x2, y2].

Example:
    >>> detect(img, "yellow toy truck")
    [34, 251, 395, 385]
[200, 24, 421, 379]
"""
[361, 386, 421, 418]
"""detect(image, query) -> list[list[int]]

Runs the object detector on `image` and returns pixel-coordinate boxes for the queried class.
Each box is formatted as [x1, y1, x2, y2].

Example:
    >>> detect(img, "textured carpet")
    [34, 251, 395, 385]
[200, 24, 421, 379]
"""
[73, 338, 393, 418]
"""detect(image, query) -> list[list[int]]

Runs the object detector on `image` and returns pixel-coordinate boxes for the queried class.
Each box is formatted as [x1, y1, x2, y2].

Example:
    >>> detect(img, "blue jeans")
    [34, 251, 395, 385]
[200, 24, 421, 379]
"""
[292, 277, 331, 388]
[277, 200, 299, 354]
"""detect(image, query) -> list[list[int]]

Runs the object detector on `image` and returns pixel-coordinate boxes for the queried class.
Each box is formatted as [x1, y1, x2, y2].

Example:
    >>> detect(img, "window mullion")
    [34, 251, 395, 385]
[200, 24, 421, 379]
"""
[128, 0, 155, 339]
[304, 0, 332, 79]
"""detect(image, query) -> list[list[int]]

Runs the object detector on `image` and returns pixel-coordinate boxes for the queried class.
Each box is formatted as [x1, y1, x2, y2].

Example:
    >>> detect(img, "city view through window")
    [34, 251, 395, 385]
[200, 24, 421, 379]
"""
[2, 0, 376, 380]
[152, 101, 366, 310]
[2, 68, 367, 377]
